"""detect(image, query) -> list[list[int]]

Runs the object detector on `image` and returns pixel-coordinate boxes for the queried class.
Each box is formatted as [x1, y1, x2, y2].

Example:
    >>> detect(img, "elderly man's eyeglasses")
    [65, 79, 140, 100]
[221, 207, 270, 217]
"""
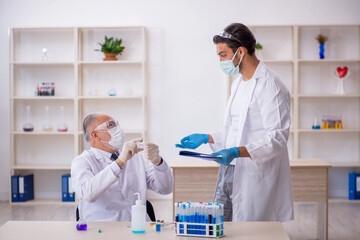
[94, 119, 119, 132]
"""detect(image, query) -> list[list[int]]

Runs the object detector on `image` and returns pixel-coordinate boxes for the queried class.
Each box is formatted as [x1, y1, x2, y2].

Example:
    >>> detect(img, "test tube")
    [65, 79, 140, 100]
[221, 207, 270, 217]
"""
[175, 202, 179, 222]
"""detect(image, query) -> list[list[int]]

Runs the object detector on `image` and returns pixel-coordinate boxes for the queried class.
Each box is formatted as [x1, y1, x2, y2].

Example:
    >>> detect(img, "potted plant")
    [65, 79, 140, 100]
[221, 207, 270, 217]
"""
[255, 43, 263, 51]
[95, 36, 125, 61]
[255, 42, 263, 58]
[315, 34, 328, 59]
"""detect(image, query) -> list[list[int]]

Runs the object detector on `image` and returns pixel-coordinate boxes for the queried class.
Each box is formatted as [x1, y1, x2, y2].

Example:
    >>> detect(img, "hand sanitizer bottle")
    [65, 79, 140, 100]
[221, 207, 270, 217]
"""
[132, 193, 146, 234]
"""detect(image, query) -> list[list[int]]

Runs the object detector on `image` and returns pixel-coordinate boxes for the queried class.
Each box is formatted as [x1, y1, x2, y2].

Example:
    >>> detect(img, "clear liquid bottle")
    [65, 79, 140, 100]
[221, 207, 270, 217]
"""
[42, 106, 53, 132]
[23, 106, 34, 132]
[57, 106, 68, 132]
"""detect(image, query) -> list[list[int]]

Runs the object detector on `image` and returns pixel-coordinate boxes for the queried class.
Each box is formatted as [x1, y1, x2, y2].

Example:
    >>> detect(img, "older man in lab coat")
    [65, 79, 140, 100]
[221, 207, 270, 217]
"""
[71, 113, 174, 221]
[176, 23, 293, 222]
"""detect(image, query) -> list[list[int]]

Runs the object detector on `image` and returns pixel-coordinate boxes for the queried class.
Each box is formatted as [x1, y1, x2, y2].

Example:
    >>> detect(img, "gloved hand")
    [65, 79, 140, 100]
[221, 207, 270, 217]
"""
[118, 138, 143, 163]
[145, 143, 162, 166]
[175, 133, 209, 149]
[212, 147, 239, 166]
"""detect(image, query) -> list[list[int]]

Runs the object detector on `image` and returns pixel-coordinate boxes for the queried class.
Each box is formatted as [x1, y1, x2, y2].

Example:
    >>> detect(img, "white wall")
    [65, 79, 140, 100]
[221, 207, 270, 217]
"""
[1, 0, 360, 200]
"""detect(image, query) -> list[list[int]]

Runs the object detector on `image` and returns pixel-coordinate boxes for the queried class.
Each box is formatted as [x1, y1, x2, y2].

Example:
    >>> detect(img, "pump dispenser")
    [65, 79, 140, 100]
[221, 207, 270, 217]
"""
[131, 192, 146, 234]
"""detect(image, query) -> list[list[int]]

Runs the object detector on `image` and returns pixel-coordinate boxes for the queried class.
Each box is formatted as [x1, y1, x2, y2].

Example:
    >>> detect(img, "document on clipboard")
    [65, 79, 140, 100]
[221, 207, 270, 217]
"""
[179, 150, 221, 161]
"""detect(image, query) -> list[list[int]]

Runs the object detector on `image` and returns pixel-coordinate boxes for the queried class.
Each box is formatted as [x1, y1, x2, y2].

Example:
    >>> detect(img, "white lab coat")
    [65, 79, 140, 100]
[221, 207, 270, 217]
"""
[210, 61, 294, 222]
[71, 147, 174, 222]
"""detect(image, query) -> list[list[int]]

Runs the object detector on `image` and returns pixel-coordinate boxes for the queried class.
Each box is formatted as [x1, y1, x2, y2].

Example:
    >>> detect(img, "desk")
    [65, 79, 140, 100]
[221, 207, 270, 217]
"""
[171, 158, 331, 240]
[0, 221, 289, 240]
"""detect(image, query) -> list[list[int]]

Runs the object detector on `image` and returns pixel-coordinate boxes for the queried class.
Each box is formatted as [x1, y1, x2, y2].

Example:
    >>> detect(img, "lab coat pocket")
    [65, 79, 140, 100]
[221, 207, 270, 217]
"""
[245, 159, 272, 176]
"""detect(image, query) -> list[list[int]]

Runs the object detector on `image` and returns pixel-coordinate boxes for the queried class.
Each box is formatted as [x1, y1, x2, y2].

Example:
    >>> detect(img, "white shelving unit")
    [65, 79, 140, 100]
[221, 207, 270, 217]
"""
[9, 26, 146, 204]
[228, 25, 360, 197]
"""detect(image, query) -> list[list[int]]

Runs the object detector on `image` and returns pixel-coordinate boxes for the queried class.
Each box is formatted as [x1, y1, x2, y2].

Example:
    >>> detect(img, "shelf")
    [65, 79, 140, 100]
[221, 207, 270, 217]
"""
[79, 60, 143, 65]
[78, 129, 143, 135]
[12, 165, 71, 170]
[10, 199, 77, 205]
[9, 26, 147, 207]
[10, 62, 74, 66]
[329, 198, 360, 203]
[262, 60, 293, 63]
[298, 59, 359, 63]
[330, 162, 360, 167]
[79, 95, 142, 100]
[298, 129, 360, 133]
[298, 94, 360, 98]
[12, 131, 76, 136]
[11, 96, 75, 100]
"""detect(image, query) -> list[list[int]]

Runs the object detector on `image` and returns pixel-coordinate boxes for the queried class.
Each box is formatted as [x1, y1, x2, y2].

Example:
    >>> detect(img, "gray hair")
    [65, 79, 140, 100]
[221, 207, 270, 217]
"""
[83, 113, 99, 142]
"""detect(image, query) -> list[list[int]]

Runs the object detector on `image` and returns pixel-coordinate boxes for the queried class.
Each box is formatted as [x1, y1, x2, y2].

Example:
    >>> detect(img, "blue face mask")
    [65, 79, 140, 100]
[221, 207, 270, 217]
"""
[219, 48, 243, 76]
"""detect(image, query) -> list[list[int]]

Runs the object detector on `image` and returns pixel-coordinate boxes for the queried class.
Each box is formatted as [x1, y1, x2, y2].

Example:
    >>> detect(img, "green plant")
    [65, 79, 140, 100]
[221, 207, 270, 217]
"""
[315, 34, 328, 44]
[255, 43, 263, 50]
[95, 36, 125, 54]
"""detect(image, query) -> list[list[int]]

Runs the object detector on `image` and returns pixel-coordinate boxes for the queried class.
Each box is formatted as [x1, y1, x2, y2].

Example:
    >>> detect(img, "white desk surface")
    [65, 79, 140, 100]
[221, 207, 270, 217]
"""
[171, 158, 331, 168]
[0, 221, 289, 240]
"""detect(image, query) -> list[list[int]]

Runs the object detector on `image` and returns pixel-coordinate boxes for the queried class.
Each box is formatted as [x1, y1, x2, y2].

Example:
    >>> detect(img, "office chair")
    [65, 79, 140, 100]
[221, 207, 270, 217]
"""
[76, 200, 156, 221]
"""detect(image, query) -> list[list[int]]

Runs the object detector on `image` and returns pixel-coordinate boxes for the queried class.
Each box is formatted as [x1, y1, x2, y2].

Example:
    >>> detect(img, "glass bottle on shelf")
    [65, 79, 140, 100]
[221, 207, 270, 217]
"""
[42, 106, 53, 132]
[57, 106, 68, 132]
[108, 73, 117, 96]
[23, 106, 34, 132]
[41, 47, 48, 61]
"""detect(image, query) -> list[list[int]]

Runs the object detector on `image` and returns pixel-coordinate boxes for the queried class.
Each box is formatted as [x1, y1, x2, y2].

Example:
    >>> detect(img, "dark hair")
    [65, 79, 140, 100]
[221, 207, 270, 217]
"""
[213, 23, 256, 55]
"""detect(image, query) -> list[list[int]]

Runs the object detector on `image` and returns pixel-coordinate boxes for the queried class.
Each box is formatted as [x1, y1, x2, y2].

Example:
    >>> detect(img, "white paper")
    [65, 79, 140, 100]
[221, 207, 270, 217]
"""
[356, 176, 360, 192]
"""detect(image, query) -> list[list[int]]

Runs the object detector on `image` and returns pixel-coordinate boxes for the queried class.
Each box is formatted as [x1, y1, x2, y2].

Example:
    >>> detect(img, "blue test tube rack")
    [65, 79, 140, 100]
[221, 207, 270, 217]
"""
[174, 202, 224, 238]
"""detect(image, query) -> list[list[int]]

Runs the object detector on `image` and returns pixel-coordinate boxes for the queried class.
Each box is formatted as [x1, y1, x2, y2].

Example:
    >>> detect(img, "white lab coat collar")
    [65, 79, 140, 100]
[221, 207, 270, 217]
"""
[89, 147, 114, 164]
[223, 61, 266, 144]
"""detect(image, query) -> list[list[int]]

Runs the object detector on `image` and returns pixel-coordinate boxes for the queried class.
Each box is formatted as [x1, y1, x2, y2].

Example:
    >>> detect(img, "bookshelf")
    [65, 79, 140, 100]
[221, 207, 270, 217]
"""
[9, 26, 146, 204]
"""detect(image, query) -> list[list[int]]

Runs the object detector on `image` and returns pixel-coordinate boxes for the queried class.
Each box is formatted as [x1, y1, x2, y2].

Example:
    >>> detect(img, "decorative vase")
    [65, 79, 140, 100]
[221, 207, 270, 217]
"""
[103, 53, 118, 61]
[319, 43, 325, 59]
[333, 67, 350, 95]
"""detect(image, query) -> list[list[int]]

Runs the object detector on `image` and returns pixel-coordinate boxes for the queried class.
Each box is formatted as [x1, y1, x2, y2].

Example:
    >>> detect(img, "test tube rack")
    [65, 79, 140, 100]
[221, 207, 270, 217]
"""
[175, 222, 224, 238]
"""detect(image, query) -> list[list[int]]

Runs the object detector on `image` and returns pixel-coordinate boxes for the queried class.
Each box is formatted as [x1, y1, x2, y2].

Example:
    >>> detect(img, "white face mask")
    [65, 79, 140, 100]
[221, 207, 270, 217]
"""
[100, 125, 125, 151]
[219, 48, 243, 76]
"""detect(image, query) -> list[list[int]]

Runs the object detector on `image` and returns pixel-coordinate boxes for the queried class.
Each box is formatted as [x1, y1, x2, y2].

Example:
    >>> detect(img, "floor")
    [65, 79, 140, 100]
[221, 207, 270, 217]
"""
[1, 200, 359, 240]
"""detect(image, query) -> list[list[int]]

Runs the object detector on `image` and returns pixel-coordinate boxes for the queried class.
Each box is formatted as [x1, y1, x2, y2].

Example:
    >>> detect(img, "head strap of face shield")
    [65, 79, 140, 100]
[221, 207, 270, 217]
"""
[217, 31, 244, 46]
[94, 119, 119, 132]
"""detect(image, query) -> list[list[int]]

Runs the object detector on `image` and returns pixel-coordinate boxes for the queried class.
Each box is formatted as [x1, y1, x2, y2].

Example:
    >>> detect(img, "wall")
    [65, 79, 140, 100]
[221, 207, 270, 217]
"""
[1, 0, 360, 200]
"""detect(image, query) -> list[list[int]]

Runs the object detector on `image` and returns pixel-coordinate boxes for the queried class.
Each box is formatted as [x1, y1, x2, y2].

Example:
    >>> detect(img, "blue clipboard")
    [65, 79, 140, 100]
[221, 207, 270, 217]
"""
[179, 150, 221, 160]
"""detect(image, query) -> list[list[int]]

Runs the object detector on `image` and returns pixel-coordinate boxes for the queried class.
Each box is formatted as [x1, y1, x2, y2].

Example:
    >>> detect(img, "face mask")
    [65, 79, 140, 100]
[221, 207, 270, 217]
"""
[100, 125, 125, 151]
[219, 48, 243, 76]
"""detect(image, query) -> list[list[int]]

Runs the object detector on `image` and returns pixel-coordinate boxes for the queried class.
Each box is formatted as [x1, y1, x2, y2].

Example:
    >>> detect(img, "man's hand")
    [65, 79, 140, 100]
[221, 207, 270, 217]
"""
[146, 143, 162, 166]
[118, 138, 144, 164]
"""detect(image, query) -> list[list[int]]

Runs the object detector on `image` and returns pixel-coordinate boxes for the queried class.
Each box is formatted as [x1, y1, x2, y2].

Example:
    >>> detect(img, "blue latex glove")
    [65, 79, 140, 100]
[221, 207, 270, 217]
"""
[175, 133, 209, 149]
[212, 147, 240, 166]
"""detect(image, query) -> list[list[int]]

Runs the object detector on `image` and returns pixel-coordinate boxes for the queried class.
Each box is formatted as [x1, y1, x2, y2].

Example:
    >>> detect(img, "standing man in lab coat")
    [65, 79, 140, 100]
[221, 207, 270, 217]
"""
[176, 23, 293, 222]
[71, 113, 173, 221]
